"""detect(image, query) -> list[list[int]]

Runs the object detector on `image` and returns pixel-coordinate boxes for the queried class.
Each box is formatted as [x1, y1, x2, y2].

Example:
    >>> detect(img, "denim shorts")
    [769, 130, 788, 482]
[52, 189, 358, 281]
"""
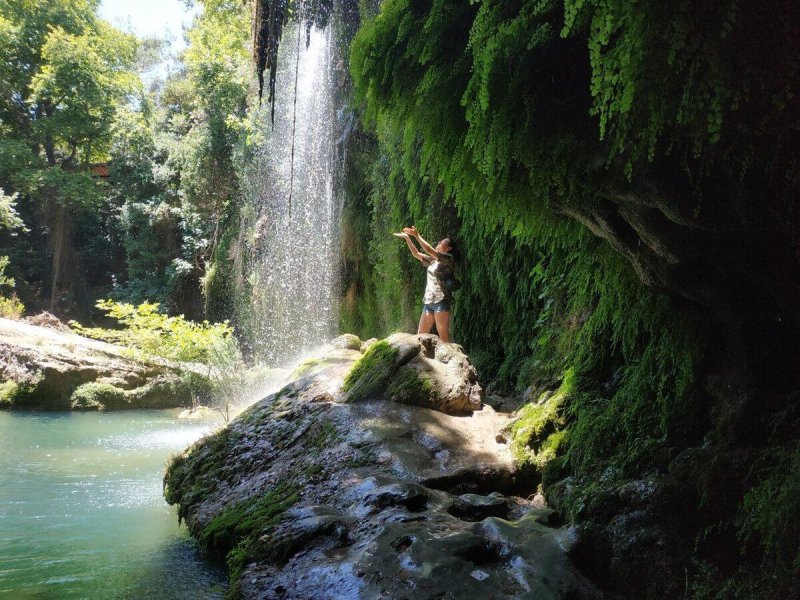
[423, 301, 451, 314]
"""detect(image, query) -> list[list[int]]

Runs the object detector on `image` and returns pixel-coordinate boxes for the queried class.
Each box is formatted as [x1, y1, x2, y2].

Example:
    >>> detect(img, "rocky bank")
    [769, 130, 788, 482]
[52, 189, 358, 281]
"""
[164, 333, 604, 599]
[0, 316, 196, 410]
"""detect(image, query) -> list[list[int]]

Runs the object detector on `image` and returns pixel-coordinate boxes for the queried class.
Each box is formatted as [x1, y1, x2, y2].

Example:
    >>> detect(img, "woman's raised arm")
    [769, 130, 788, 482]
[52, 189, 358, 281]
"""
[404, 226, 439, 259]
[396, 231, 432, 263]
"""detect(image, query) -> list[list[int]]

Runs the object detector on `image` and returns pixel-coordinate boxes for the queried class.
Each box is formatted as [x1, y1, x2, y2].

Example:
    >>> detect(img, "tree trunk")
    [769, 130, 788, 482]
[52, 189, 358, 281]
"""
[48, 203, 68, 313]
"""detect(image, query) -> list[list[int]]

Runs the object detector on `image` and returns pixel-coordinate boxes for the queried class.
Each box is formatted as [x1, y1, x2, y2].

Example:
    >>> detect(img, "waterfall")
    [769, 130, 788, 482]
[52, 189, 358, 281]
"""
[242, 25, 342, 365]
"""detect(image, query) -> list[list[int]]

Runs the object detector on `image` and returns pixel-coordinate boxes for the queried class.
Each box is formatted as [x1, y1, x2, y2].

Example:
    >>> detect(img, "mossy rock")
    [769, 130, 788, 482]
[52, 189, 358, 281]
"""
[509, 370, 574, 468]
[387, 365, 438, 407]
[68, 377, 194, 410]
[341, 339, 401, 402]
[329, 333, 363, 351]
[290, 356, 346, 380]
[198, 483, 300, 597]
[125, 375, 199, 409]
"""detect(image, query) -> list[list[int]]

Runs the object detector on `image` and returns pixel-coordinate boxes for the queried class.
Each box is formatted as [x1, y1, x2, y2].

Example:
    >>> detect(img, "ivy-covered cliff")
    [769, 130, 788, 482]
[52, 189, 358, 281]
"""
[336, 0, 800, 597]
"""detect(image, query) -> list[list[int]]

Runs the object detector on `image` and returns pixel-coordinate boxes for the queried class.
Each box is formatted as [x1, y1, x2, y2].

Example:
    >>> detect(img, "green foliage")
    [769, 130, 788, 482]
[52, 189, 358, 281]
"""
[1, 0, 139, 167]
[735, 446, 800, 586]
[560, 0, 797, 180]
[70, 299, 245, 416]
[0, 0, 253, 320]
[0, 261, 24, 318]
[342, 1, 800, 595]
[29, 20, 138, 161]
[0, 381, 23, 407]
[71, 299, 235, 365]
[69, 381, 126, 410]
[0, 189, 25, 316]
[0, 188, 25, 231]
[348, 0, 707, 480]
[0, 0, 141, 314]
[107, 8, 251, 315]
[341, 339, 400, 401]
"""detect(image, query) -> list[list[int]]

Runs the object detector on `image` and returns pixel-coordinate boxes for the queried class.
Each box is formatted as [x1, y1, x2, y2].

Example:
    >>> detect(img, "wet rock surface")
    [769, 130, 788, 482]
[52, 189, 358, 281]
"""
[164, 334, 605, 599]
[0, 317, 193, 410]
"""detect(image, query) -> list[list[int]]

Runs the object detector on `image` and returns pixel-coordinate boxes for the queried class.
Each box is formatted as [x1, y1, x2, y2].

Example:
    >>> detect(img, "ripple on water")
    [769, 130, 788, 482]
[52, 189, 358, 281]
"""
[0, 410, 227, 598]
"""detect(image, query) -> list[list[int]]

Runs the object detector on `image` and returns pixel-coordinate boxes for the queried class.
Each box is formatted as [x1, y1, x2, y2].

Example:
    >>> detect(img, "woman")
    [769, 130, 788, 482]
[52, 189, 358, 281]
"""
[396, 225, 458, 342]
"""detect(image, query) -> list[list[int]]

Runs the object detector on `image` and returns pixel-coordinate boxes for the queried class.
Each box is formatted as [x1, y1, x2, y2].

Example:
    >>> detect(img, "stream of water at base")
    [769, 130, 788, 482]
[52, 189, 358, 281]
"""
[0, 410, 227, 599]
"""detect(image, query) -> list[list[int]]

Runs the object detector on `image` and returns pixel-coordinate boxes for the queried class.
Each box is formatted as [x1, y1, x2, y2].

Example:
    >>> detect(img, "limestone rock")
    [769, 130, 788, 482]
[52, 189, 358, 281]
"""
[329, 333, 362, 351]
[448, 493, 510, 521]
[344, 333, 483, 415]
[0, 317, 193, 410]
[24, 311, 71, 332]
[164, 333, 604, 599]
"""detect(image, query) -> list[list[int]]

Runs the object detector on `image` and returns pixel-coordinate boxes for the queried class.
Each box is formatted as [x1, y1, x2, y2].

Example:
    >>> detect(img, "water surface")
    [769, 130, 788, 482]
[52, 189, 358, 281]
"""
[0, 410, 227, 599]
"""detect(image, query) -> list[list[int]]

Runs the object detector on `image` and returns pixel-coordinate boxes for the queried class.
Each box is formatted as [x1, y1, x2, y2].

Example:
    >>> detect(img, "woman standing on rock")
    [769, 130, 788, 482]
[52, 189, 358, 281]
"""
[395, 225, 460, 342]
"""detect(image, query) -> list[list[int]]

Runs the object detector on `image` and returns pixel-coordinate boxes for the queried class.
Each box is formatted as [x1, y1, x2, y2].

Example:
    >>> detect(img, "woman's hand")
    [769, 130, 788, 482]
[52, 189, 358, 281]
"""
[403, 226, 418, 237]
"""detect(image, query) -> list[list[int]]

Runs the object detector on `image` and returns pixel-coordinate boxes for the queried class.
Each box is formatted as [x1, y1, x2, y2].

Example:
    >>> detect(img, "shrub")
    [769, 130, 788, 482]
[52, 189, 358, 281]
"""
[0, 293, 24, 319]
[70, 382, 127, 410]
[71, 299, 236, 365]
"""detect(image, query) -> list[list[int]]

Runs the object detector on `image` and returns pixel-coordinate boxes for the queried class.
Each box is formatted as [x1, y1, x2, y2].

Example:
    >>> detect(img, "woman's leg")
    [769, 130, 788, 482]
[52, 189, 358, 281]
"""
[434, 310, 451, 342]
[418, 309, 435, 334]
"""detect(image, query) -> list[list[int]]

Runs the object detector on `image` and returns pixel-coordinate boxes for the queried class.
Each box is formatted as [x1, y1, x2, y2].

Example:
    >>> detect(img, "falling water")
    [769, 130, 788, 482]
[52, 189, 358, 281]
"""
[243, 25, 342, 365]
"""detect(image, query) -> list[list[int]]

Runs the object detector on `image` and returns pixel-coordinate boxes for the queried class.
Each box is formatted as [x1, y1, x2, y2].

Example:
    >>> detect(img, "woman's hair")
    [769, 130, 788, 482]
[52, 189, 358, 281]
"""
[442, 237, 460, 262]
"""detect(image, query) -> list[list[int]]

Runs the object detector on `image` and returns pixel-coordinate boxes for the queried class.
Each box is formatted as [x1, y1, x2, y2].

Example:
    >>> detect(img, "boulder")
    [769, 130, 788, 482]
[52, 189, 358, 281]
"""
[545, 473, 698, 598]
[343, 333, 483, 415]
[448, 493, 511, 521]
[164, 333, 604, 599]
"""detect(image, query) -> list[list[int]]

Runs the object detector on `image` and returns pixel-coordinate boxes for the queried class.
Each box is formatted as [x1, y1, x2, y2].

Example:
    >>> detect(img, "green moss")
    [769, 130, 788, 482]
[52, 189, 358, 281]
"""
[290, 357, 334, 380]
[341, 339, 399, 401]
[303, 463, 323, 476]
[307, 420, 338, 453]
[197, 483, 299, 599]
[509, 370, 574, 467]
[164, 427, 235, 522]
[536, 429, 569, 469]
[69, 382, 127, 410]
[387, 367, 437, 406]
